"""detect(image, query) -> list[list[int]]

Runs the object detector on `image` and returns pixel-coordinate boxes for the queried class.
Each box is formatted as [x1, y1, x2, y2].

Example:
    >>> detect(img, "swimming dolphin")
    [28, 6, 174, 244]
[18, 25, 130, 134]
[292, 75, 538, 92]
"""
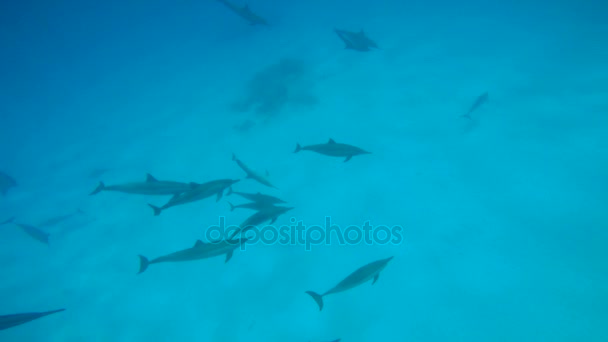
[0, 171, 17, 196]
[334, 28, 379, 52]
[0, 309, 65, 331]
[229, 205, 293, 239]
[216, 0, 268, 26]
[137, 237, 249, 274]
[1, 217, 15, 225]
[232, 154, 278, 189]
[305, 256, 393, 311]
[37, 209, 86, 228]
[226, 188, 286, 204]
[11, 222, 50, 245]
[148, 179, 240, 216]
[461, 92, 488, 119]
[90, 174, 192, 196]
[294, 139, 371, 162]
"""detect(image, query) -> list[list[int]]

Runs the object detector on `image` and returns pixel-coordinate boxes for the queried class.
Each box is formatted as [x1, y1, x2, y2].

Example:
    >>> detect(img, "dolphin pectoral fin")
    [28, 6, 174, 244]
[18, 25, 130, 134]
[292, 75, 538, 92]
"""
[344, 156, 352, 162]
[216, 191, 223, 202]
[138, 255, 150, 274]
[305, 291, 324, 311]
[270, 217, 278, 224]
[90, 182, 105, 195]
[148, 204, 162, 216]
[226, 187, 233, 196]
[372, 274, 379, 285]
[225, 251, 234, 263]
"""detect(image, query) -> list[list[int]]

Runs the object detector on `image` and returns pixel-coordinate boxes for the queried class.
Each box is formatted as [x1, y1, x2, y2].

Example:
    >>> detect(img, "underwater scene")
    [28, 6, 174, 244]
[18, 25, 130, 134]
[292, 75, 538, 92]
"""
[0, 0, 607, 341]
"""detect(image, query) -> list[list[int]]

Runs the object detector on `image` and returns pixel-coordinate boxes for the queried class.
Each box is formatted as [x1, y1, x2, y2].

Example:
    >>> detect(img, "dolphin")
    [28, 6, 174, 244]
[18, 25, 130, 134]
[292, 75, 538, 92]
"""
[216, 0, 269, 26]
[461, 92, 488, 119]
[0, 309, 65, 331]
[232, 154, 278, 189]
[37, 209, 86, 228]
[228, 201, 278, 212]
[0, 171, 17, 196]
[137, 237, 249, 274]
[334, 28, 379, 52]
[229, 205, 293, 239]
[294, 139, 371, 162]
[226, 188, 286, 204]
[90, 174, 192, 196]
[1, 217, 15, 225]
[305, 256, 394, 311]
[11, 222, 50, 245]
[148, 179, 240, 216]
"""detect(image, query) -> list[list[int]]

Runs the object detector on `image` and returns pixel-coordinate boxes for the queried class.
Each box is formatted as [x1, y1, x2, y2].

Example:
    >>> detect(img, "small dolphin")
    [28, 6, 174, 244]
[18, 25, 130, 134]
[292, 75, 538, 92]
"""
[461, 92, 488, 119]
[228, 201, 278, 212]
[306, 256, 393, 311]
[1, 217, 15, 225]
[90, 174, 192, 196]
[137, 237, 249, 274]
[216, 0, 269, 26]
[294, 139, 371, 162]
[334, 28, 378, 52]
[232, 154, 278, 189]
[0, 171, 17, 196]
[11, 222, 50, 245]
[229, 205, 293, 239]
[226, 188, 286, 204]
[0, 309, 65, 331]
[148, 179, 239, 216]
[37, 209, 86, 228]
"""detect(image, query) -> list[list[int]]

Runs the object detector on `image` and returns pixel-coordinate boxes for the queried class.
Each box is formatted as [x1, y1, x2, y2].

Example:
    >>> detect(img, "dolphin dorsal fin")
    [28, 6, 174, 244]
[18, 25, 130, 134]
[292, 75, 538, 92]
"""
[146, 174, 158, 182]
[328, 138, 336, 144]
[194, 240, 205, 247]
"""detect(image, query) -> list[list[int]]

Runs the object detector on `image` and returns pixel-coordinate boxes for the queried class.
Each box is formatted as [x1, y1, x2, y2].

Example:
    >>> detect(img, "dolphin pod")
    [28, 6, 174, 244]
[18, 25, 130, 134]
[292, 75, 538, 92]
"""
[306, 257, 394, 311]
[294, 138, 371, 162]
[0, 309, 65, 331]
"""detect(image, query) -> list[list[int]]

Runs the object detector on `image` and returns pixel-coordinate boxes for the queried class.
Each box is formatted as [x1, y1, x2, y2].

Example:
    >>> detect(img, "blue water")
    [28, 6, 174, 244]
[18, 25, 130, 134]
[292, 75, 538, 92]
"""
[1, 0, 607, 340]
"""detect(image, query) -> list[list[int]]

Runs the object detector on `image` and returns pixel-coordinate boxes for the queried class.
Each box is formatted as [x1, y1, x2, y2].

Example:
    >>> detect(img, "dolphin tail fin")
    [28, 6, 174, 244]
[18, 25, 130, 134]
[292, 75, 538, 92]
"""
[148, 204, 162, 216]
[90, 182, 105, 195]
[228, 202, 235, 212]
[294, 144, 301, 153]
[305, 291, 324, 311]
[138, 255, 150, 274]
